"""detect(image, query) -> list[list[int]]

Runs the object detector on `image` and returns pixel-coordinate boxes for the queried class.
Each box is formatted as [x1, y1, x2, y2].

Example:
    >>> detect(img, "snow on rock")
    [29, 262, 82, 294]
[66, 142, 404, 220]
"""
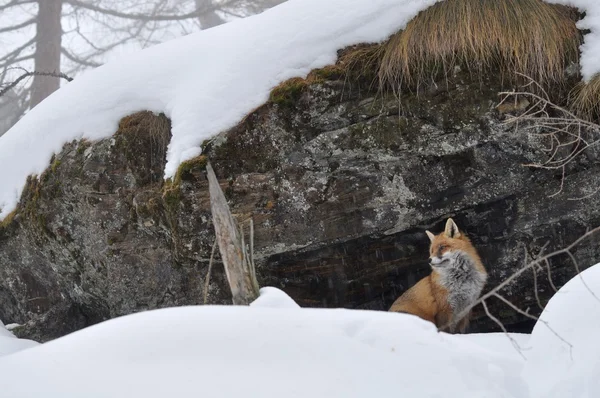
[0, 304, 526, 398]
[546, 0, 600, 81]
[0, 319, 39, 357]
[249, 287, 301, 309]
[523, 263, 600, 398]
[0, 0, 443, 219]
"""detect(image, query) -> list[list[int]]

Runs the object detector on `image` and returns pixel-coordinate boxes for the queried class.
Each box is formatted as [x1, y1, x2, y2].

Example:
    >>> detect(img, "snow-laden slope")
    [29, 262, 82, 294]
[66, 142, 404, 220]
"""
[0, 292, 525, 398]
[0, 0, 442, 219]
[1, 0, 600, 219]
[523, 262, 600, 397]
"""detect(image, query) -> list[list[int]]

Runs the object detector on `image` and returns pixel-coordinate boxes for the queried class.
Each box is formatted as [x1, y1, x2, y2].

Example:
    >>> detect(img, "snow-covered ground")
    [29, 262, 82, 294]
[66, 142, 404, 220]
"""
[523, 264, 600, 397]
[2, 0, 600, 219]
[1, 264, 598, 398]
[0, 319, 38, 357]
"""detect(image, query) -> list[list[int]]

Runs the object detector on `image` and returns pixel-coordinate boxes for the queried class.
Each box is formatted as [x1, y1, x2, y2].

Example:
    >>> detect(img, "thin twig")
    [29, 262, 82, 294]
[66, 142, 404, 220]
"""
[566, 250, 600, 303]
[482, 299, 526, 359]
[447, 227, 600, 332]
[498, 73, 600, 198]
[0, 70, 73, 98]
[493, 293, 573, 359]
[545, 258, 559, 292]
[527, 245, 545, 310]
[203, 237, 218, 305]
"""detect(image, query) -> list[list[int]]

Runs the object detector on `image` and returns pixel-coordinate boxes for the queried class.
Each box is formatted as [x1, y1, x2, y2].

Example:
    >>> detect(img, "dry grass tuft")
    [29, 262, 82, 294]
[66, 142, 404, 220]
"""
[0, 209, 17, 230]
[379, 0, 581, 90]
[336, 44, 384, 86]
[268, 44, 384, 107]
[569, 74, 600, 121]
[269, 77, 309, 107]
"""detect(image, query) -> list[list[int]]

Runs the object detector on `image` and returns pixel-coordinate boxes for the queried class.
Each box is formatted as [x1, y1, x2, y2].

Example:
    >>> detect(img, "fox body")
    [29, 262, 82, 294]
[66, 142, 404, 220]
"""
[389, 218, 487, 333]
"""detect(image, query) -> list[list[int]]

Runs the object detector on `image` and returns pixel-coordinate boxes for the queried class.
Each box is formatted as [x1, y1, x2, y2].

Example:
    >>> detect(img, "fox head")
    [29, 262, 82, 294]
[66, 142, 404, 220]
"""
[425, 218, 472, 268]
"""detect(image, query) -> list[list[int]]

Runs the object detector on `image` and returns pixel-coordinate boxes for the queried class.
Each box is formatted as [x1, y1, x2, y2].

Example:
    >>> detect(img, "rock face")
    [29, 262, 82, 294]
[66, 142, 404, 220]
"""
[1, 66, 599, 342]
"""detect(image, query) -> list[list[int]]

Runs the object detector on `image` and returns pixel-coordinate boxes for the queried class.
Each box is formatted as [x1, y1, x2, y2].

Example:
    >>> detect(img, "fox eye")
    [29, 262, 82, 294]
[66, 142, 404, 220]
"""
[438, 245, 446, 251]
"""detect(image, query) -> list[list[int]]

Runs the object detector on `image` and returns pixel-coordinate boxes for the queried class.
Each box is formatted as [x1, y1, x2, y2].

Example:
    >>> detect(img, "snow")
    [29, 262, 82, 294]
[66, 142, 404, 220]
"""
[0, 0, 442, 219]
[546, 0, 600, 81]
[249, 286, 301, 309]
[1, 262, 600, 397]
[0, 0, 599, 392]
[0, 319, 38, 357]
[0, 292, 525, 398]
[522, 263, 600, 398]
[456, 332, 531, 361]
[2, 0, 600, 218]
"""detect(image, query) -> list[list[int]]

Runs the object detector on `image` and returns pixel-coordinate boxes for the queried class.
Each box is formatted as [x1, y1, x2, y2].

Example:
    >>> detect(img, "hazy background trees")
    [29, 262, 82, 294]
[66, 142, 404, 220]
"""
[0, 0, 286, 135]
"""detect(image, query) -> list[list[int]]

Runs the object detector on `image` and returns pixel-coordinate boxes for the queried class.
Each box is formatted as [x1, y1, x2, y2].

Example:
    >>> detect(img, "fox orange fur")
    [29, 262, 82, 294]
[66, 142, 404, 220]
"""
[389, 218, 487, 333]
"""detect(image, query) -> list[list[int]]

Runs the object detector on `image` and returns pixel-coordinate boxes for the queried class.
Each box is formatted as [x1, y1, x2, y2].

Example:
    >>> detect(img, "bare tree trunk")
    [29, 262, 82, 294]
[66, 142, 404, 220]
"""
[195, 0, 225, 29]
[30, 0, 62, 108]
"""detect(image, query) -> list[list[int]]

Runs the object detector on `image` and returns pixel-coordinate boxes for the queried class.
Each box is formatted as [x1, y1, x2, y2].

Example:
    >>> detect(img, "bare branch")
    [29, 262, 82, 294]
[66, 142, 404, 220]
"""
[526, 245, 545, 311]
[0, 69, 73, 98]
[0, 0, 36, 12]
[0, 17, 36, 34]
[0, 38, 36, 64]
[64, 0, 240, 22]
[203, 237, 218, 305]
[481, 300, 526, 359]
[0, 54, 34, 71]
[565, 249, 600, 302]
[544, 258, 559, 292]
[493, 293, 573, 358]
[447, 226, 600, 334]
[60, 48, 101, 68]
[500, 75, 600, 198]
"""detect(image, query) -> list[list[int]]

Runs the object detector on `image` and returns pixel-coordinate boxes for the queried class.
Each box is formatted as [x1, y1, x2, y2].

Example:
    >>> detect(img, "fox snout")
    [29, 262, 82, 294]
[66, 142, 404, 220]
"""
[430, 252, 453, 266]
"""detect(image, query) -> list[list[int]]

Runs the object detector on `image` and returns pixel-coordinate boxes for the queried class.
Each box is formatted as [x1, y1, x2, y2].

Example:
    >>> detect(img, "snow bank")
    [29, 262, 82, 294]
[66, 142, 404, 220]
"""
[2, 263, 600, 398]
[0, 288, 525, 398]
[546, 0, 600, 81]
[456, 332, 530, 361]
[0, 319, 39, 357]
[0, 0, 442, 219]
[249, 286, 301, 309]
[523, 263, 600, 398]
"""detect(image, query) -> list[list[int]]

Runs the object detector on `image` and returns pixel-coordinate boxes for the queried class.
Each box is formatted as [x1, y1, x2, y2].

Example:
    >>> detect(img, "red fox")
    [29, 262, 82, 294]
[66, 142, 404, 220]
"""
[389, 218, 487, 333]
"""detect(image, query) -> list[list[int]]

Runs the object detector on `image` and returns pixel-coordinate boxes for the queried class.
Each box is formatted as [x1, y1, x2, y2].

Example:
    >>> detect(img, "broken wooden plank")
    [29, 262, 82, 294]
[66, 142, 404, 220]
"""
[206, 161, 259, 305]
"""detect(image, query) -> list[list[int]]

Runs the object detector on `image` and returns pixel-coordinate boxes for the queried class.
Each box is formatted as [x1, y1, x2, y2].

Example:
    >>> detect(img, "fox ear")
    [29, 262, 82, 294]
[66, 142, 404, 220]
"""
[444, 218, 461, 238]
[426, 230, 435, 242]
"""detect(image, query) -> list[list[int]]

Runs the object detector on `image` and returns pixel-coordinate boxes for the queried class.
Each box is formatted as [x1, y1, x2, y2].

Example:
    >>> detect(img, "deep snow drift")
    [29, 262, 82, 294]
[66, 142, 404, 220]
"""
[0, 0, 442, 219]
[522, 262, 600, 397]
[0, 263, 599, 398]
[0, 290, 524, 398]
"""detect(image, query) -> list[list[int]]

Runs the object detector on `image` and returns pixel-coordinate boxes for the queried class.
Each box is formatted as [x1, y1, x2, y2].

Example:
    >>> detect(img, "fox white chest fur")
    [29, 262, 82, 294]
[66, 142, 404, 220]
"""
[434, 251, 487, 328]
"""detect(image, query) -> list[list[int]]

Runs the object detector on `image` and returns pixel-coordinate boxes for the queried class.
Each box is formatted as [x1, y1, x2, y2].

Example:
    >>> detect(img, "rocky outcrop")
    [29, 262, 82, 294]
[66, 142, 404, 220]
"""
[1, 65, 599, 342]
